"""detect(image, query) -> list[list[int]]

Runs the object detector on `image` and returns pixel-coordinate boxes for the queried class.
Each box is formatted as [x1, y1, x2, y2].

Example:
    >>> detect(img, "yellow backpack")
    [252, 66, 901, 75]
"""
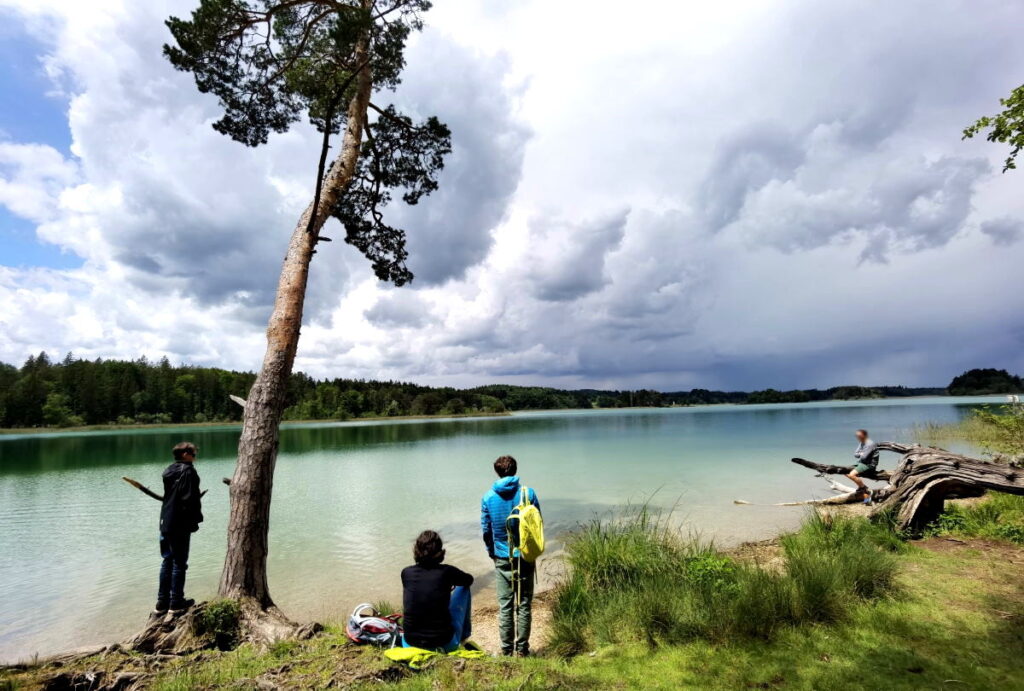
[506, 486, 544, 562]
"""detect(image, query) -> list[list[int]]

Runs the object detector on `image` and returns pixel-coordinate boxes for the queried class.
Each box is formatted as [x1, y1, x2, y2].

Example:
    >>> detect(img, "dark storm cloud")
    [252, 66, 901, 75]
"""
[525, 210, 628, 302]
[699, 125, 804, 231]
[385, 32, 529, 286]
[693, 0, 1017, 265]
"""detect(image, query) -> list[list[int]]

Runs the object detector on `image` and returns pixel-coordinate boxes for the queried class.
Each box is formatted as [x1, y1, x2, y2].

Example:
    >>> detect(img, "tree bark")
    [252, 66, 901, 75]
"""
[787, 442, 1024, 532]
[882, 443, 1019, 530]
[790, 457, 892, 482]
[217, 27, 373, 620]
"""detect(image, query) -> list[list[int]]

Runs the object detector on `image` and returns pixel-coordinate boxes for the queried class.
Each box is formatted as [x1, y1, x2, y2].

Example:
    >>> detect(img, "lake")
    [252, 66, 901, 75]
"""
[0, 396, 1000, 661]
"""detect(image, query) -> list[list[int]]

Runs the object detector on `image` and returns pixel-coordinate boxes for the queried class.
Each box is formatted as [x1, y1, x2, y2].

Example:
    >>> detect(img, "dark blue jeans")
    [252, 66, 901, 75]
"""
[158, 531, 191, 607]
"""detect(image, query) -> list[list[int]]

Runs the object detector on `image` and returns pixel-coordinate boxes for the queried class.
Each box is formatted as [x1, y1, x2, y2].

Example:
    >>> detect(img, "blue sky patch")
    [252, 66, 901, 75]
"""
[0, 14, 80, 269]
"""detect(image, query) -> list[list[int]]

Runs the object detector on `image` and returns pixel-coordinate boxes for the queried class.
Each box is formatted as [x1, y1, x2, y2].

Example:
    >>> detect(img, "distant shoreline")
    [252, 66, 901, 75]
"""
[0, 410, 512, 436]
[1, 394, 1014, 437]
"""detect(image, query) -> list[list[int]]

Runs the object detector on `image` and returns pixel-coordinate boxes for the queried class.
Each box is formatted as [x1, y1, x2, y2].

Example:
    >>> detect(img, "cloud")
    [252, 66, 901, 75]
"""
[0, 141, 77, 223]
[385, 31, 529, 286]
[706, 122, 991, 262]
[524, 209, 628, 301]
[363, 290, 432, 329]
[1, 0, 1024, 390]
[980, 217, 1024, 247]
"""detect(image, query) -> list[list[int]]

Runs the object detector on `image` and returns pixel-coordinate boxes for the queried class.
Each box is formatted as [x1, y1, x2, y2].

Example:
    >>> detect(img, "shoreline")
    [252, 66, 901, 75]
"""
[0, 497, 1003, 666]
[4, 393, 1012, 438]
[0, 411, 512, 436]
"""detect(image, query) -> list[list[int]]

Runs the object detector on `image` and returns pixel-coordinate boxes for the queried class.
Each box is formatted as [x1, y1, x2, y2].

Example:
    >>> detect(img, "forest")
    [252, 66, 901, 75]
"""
[0, 354, 1013, 429]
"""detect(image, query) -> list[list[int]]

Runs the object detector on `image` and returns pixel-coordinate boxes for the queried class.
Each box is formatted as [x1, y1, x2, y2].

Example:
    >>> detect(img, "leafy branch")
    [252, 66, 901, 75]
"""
[963, 83, 1024, 173]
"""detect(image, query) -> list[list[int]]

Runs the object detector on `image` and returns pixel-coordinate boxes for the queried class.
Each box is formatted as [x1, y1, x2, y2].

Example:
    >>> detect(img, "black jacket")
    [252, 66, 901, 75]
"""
[159, 461, 203, 534]
[401, 563, 473, 649]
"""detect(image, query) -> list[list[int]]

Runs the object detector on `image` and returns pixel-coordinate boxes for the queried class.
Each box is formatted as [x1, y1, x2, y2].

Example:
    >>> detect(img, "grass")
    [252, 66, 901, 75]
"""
[926, 493, 1024, 544]
[3, 510, 1023, 690]
[913, 403, 1024, 457]
[193, 599, 241, 651]
[547, 508, 902, 656]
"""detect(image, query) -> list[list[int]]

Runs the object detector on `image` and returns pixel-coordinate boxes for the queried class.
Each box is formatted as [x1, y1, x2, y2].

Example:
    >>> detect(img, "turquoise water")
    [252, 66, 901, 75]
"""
[0, 397, 998, 660]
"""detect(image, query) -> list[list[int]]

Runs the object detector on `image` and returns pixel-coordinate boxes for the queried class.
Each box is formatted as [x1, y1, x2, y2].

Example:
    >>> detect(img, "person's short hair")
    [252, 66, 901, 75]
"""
[413, 530, 445, 566]
[856, 429, 869, 438]
[172, 441, 198, 460]
[494, 455, 517, 477]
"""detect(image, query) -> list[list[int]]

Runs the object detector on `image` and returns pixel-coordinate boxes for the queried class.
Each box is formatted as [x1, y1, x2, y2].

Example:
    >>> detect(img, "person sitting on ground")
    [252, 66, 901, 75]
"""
[847, 429, 879, 504]
[481, 455, 540, 657]
[401, 530, 474, 652]
[156, 441, 203, 615]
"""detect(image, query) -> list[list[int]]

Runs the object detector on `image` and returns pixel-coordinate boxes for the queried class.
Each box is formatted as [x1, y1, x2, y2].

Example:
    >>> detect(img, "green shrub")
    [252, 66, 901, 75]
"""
[927, 493, 1024, 544]
[194, 599, 241, 651]
[549, 508, 902, 655]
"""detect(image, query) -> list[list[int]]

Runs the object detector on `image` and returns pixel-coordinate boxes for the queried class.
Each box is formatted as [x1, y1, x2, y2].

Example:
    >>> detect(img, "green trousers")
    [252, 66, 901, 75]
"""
[494, 556, 535, 654]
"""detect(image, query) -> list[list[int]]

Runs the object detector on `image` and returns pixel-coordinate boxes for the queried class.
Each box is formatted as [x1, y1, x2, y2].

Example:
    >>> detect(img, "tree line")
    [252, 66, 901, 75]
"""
[4, 355, 1012, 430]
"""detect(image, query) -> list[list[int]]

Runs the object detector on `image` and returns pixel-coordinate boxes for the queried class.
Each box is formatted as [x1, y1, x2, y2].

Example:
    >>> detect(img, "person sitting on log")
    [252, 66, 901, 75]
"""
[848, 429, 879, 503]
[155, 441, 203, 615]
[401, 530, 475, 652]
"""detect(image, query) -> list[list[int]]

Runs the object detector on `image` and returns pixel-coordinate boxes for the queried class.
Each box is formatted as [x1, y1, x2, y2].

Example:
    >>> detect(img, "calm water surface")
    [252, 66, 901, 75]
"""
[0, 397, 998, 660]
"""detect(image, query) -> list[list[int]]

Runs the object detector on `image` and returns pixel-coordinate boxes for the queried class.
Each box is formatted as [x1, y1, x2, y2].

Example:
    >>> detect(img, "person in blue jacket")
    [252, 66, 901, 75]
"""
[480, 455, 540, 656]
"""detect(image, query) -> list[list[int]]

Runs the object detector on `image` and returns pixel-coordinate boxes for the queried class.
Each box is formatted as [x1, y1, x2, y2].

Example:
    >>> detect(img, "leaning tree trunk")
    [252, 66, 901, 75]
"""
[787, 442, 1024, 532]
[214, 38, 374, 642]
[126, 57, 374, 655]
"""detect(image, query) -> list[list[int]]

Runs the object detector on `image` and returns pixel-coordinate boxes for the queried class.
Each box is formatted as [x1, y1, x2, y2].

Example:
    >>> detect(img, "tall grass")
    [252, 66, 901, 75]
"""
[550, 509, 901, 655]
[913, 403, 1024, 457]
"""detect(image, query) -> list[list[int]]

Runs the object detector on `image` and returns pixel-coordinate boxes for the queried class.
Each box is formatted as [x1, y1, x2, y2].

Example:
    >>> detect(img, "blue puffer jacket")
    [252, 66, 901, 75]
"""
[481, 476, 540, 559]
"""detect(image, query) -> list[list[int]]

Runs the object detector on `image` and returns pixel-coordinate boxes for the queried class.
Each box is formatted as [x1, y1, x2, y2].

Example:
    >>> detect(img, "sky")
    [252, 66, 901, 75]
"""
[0, 0, 1022, 391]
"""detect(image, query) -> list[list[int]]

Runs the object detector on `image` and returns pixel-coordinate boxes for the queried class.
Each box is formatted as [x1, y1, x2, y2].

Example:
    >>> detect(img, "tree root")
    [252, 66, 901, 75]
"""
[124, 605, 211, 655]
[124, 598, 320, 655]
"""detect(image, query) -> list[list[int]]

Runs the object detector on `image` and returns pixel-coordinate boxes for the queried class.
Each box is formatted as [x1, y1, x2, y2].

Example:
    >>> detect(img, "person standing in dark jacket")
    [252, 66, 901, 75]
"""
[400, 530, 474, 651]
[155, 441, 203, 615]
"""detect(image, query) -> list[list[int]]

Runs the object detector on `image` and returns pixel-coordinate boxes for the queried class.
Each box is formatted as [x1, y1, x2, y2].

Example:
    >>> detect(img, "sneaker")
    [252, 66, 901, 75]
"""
[169, 598, 195, 613]
[152, 601, 169, 615]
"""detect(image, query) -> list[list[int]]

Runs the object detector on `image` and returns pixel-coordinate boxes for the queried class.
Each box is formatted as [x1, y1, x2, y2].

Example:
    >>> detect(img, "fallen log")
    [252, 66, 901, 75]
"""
[785, 442, 1024, 531]
[790, 458, 892, 482]
[883, 445, 1019, 530]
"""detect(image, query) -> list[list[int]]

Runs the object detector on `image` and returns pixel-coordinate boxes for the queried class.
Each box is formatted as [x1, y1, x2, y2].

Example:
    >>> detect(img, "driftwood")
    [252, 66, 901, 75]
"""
[780, 442, 1024, 531]
[791, 458, 892, 482]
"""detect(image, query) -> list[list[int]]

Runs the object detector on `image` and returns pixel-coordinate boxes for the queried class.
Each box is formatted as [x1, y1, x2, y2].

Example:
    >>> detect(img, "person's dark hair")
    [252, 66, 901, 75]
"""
[413, 530, 445, 566]
[494, 455, 517, 477]
[172, 441, 198, 460]
[857, 429, 869, 437]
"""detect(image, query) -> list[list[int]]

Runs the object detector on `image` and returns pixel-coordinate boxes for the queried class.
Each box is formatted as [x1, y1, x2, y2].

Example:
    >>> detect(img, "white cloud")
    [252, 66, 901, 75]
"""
[1, 0, 1023, 388]
[0, 142, 77, 223]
